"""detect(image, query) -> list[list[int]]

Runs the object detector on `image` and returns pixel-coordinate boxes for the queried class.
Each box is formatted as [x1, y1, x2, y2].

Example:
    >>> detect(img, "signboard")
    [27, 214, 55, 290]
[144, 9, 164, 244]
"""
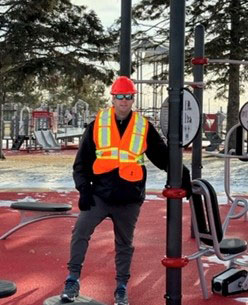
[239, 102, 248, 131]
[203, 114, 218, 132]
[160, 88, 200, 147]
[160, 97, 169, 140]
[182, 89, 201, 146]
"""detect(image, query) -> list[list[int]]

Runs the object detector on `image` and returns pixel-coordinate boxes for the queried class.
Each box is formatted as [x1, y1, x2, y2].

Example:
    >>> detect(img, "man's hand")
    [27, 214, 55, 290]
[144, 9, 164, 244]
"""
[182, 166, 192, 199]
[78, 188, 95, 211]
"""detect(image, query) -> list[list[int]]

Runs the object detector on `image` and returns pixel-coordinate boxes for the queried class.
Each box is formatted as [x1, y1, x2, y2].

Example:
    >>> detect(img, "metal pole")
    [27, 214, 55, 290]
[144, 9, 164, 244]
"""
[191, 25, 205, 238]
[140, 54, 143, 111]
[134, 79, 205, 87]
[192, 24, 205, 180]
[208, 59, 248, 65]
[165, 0, 186, 304]
[136, 52, 140, 109]
[120, 0, 132, 77]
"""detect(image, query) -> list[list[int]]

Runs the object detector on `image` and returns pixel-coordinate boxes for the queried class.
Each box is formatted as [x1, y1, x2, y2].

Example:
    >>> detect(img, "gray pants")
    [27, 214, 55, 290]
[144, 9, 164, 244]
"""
[68, 195, 141, 284]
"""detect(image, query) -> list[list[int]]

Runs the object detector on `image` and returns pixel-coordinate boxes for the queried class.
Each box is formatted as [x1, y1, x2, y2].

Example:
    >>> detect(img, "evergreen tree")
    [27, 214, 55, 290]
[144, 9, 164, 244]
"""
[0, 0, 115, 158]
[47, 76, 109, 111]
[0, 0, 114, 100]
[132, 0, 248, 146]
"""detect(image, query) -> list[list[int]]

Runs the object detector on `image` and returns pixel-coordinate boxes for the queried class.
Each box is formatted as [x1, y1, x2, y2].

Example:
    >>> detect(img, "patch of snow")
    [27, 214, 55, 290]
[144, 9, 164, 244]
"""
[234, 298, 248, 304]
[17, 196, 37, 202]
[145, 194, 164, 201]
[0, 200, 15, 207]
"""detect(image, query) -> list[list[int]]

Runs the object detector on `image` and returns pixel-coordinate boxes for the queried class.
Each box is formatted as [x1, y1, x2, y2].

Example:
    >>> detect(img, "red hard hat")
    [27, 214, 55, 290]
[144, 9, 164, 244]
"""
[111, 76, 137, 94]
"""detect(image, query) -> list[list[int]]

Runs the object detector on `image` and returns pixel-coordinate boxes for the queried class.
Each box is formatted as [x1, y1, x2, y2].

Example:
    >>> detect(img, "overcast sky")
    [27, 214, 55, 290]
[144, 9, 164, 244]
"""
[71, 0, 140, 28]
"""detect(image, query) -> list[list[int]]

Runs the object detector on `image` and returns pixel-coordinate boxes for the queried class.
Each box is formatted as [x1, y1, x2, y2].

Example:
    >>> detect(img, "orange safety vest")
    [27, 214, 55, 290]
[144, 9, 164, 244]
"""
[93, 107, 149, 182]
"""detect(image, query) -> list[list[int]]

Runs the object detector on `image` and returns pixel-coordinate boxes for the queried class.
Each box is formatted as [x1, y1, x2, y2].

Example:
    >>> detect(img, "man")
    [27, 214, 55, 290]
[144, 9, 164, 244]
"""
[60, 76, 191, 304]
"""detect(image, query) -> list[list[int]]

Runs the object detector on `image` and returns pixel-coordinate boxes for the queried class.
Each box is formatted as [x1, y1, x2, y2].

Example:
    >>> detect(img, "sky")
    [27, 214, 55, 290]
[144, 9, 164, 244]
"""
[71, 0, 140, 28]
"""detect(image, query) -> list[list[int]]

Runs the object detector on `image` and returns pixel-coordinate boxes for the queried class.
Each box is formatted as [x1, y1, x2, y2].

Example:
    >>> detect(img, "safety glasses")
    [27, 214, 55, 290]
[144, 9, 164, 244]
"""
[115, 94, 134, 101]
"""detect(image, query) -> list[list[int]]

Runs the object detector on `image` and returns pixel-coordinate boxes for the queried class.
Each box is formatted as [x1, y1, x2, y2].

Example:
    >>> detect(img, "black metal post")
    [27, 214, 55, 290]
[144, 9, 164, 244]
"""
[191, 25, 205, 238]
[192, 25, 205, 179]
[165, 0, 186, 304]
[120, 0, 132, 77]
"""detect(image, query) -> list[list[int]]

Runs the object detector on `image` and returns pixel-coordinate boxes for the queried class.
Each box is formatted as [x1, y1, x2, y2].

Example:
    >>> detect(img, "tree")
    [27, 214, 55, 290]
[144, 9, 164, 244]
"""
[0, 0, 115, 100]
[132, 0, 248, 147]
[47, 75, 109, 111]
[0, 0, 115, 158]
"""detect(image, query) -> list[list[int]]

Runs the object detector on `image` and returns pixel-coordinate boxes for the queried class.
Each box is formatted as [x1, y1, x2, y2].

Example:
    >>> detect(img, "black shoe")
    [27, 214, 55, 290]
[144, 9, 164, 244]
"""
[114, 284, 129, 305]
[60, 277, 80, 303]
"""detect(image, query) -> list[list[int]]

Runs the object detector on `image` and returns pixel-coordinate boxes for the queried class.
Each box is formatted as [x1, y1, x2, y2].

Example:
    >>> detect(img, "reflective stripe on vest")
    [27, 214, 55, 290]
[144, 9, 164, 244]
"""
[129, 113, 147, 155]
[96, 147, 118, 159]
[98, 108, 111, 147]
[119, 150, 145, 164]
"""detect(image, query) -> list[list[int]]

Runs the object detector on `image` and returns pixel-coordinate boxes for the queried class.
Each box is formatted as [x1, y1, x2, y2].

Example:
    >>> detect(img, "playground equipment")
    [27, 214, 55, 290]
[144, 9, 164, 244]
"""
[189, 178, 248, 299]
[1, 100, 91, 151]
[57, 100, 89, 129]
[43, 295, 106, 305]
[206, 102, 248, 205]
[1, 104, 60, 151]
[34, 130, 60, 150]
[188, 102, 248, 298]
[0, 201, 77, 240]
[2, 103, 20, 149]
[56, 100, 89, 146]
[186, 25, 248, 298]
[134, 79, 224, 150]
[222, 122, 248, 205]
[11, 106, 31, 150]
[31, 109, 60, 150]
[73, 99, 90, 127]
[0, 280, 17, 299]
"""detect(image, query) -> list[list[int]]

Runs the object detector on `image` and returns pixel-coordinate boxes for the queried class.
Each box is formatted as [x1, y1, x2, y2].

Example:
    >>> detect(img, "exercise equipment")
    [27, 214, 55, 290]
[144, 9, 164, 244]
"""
[43, 295, 106, 305]
[0, 202, 78, 240]
[189, 178, 248, 299]
[0, 280, 17, 299]
[212, 268, 248, 296]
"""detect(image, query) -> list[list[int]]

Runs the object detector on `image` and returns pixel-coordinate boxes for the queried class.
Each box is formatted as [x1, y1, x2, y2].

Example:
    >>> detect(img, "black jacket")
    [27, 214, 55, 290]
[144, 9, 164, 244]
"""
[73, 111, 169, 205]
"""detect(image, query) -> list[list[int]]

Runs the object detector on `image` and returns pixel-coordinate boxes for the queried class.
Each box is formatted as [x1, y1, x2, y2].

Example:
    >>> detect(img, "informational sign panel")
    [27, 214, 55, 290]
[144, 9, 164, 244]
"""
[182, 89, 200, 146]
[160, 88, 200, 147]
[203, 114, 218, 132]
[160, 97, 169, 140]
[239, 102, 248, 131]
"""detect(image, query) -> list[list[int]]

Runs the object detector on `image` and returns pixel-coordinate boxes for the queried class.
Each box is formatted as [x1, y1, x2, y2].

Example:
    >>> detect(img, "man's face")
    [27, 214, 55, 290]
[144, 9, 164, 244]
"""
[112, 94, 134, 117]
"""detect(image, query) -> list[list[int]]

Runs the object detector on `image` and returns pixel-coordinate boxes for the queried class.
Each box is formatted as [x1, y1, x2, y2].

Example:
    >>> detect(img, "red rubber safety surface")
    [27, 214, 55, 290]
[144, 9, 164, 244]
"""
[0, 190, 248, 305]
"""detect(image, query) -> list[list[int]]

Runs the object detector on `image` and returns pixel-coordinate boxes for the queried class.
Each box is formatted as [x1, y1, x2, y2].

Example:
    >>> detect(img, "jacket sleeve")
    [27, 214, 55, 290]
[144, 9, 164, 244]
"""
[145, 122, 169, 171]
[145, 122, 192, 198]
[73, 121, 96, 191]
